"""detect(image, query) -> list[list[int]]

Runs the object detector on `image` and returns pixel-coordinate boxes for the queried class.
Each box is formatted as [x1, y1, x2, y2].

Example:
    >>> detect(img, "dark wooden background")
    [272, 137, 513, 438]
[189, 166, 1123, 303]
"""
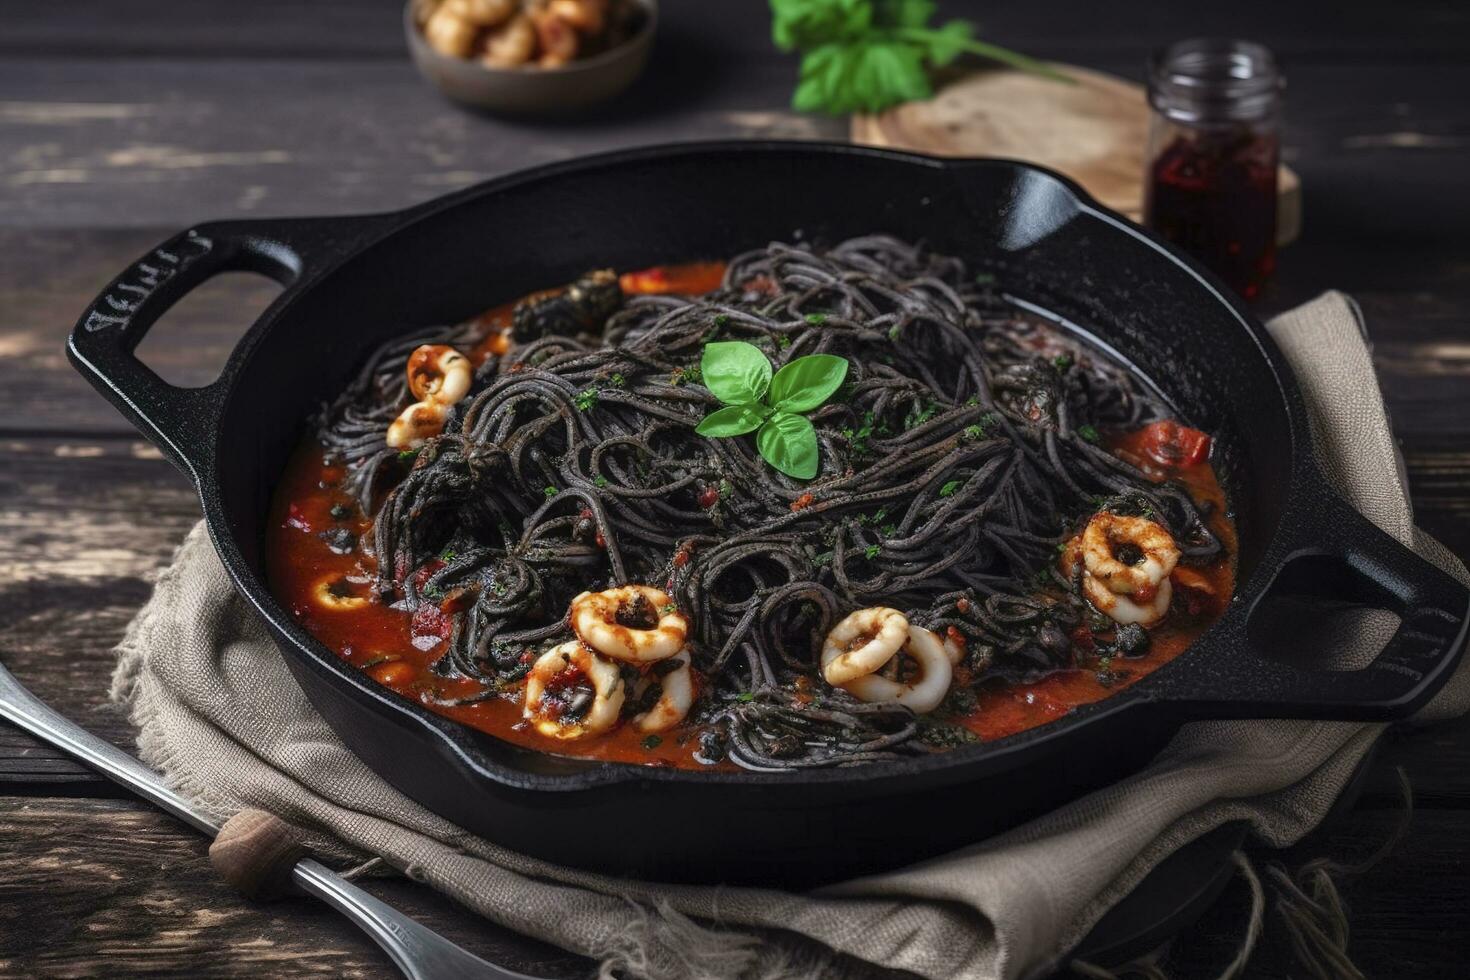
[1, 1, 1467, 977]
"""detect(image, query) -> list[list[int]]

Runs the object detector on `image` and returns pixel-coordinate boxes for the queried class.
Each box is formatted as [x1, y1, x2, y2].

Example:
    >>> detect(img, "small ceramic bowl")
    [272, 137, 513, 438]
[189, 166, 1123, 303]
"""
[405, 0, 657, 114]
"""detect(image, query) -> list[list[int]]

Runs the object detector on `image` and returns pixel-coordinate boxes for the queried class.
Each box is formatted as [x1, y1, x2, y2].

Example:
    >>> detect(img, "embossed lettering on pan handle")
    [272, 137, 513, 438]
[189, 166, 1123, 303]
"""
[65, 214, 393, 483]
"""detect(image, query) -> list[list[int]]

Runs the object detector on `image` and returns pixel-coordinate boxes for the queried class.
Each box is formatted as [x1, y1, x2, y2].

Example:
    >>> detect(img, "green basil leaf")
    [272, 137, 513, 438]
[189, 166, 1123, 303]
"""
[701, 341, 772, 406]
[757, 412, 820, 480]
[695, 404, 769, 438]
[769, 354, 849, 413]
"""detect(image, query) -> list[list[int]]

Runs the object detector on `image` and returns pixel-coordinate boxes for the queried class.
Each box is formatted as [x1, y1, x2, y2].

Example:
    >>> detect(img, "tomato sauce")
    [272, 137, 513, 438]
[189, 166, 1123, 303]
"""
[266, 266, 1236, 768]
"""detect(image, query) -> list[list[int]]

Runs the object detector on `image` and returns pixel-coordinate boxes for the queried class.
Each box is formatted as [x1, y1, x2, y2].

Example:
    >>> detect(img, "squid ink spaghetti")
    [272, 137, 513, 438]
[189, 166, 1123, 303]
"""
[267, 236, 1236, 770]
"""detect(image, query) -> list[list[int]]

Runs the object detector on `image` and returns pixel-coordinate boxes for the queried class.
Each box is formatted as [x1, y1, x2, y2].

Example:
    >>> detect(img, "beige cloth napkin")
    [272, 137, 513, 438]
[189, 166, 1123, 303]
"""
[111, 292, 1469, 980]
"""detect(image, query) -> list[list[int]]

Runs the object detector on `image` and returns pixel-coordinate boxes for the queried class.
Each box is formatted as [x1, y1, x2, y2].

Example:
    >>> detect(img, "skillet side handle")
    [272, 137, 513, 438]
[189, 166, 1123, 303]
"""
[1167, 492, 1469, 722]
[65, 216, 388, 482]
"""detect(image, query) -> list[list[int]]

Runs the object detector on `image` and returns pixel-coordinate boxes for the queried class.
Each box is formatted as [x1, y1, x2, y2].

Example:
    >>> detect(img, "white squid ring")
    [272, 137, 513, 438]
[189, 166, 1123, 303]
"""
[386, 400, 449, 450]
[522, 641, 624, 740]
[1065, 511, 1182, 626]
[824, 625, 953, 714]
[821, 607, 909, 686]
[406, 344, 473, 406]
[313, 575, 370, 611]
[632, 648, 695, 734]
[1084, 575, 1173, 626]
[1080, 512, 1180, 596]
[570, 586, 688, 664]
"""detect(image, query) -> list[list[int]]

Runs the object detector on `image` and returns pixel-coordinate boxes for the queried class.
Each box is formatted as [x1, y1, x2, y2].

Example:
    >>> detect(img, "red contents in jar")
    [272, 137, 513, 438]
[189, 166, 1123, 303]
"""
[1145, 132, 1277, 300]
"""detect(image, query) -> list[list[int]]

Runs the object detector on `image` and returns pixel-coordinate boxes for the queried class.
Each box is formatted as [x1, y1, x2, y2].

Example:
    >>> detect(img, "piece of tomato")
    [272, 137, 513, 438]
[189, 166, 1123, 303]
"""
[1139, 420, 1211, 467]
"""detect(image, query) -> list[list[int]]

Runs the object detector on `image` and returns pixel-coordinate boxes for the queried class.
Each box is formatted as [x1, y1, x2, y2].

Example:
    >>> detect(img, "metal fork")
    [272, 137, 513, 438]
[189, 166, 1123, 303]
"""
[0, 658, 544, 980]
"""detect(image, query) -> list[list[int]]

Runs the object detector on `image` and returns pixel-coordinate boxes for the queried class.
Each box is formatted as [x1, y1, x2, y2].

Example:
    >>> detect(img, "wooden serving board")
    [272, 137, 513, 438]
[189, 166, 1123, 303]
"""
[851, 63, 1301, 246]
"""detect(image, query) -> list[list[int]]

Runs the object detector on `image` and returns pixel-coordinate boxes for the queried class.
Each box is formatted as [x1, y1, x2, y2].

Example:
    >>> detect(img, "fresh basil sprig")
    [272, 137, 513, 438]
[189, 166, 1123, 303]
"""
[694, 341, 847, 480]
[770, 0, 1070, 116]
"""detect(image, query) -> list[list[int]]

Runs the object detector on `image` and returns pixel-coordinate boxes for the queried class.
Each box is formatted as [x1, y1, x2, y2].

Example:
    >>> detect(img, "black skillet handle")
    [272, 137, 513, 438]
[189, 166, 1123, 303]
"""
[66, 215, 390, 482]
[1164, 490, 1469, 722]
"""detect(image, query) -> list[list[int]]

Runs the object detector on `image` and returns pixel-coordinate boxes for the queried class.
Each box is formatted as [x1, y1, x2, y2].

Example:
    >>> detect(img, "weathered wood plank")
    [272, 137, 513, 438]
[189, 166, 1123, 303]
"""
[0, 55, 839, 231]
[3, 0, 1467, 63]
[0, 438, 197, 790]
[0, 796, 592, 979]
[1, 53, 1466, 230]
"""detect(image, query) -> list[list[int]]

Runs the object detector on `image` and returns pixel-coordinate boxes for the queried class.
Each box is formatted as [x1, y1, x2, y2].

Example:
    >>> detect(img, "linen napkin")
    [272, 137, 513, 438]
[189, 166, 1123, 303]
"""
[110, 292, 1470, 980]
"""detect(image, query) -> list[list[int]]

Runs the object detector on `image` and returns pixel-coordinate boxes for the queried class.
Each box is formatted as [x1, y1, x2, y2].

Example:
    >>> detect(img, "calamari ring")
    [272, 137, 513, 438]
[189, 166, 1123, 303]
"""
[829, 625, 953, 714]
[821, 607, 909, 686]
[569, 586, 688, 664]
[633, 648, 695, 734]
[522, 640, 624, 740]
[1083, 575, 1173, 626]
[406, 344, 473, 406]
[386, 400, 449, 450]
[1080, 512, 1180, 596]
[313, 575, 369, 611]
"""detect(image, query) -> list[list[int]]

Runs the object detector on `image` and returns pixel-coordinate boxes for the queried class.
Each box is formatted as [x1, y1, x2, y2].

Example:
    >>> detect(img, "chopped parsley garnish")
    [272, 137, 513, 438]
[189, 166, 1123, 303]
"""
[608, 373, 626, 388]
[864, 544, 881, 560]
[963, 411, 1000, 442]
[804, 312, 828, 326]
[575, 388, 599, 412]
[939, 480, 961, 497]
[1053, 354, 1073, 371]
[397, 449, 419, 462]
[904, 401, 938, 430]
[1077, 424, 1100, 443]
[543, 485, 558, 498]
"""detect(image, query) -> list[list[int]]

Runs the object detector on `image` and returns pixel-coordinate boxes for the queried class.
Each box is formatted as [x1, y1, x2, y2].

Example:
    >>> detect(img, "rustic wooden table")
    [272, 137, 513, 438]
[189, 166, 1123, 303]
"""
[2, 2, 1467, 977]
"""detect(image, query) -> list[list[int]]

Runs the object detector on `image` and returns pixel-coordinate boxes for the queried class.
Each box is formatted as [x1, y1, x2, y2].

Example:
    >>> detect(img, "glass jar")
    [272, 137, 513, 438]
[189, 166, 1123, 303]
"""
[1143, 39, 1284, 301]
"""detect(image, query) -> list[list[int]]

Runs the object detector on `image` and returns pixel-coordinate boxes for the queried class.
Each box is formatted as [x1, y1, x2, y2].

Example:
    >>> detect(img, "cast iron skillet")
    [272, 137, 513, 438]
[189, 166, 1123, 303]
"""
[68, 142, 1468, 886]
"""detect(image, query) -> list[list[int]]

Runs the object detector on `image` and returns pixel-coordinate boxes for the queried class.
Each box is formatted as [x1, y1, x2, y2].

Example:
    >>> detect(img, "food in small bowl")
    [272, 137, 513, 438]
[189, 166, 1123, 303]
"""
[406, 0, 654, 112]
[413, 0, 646, 69]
